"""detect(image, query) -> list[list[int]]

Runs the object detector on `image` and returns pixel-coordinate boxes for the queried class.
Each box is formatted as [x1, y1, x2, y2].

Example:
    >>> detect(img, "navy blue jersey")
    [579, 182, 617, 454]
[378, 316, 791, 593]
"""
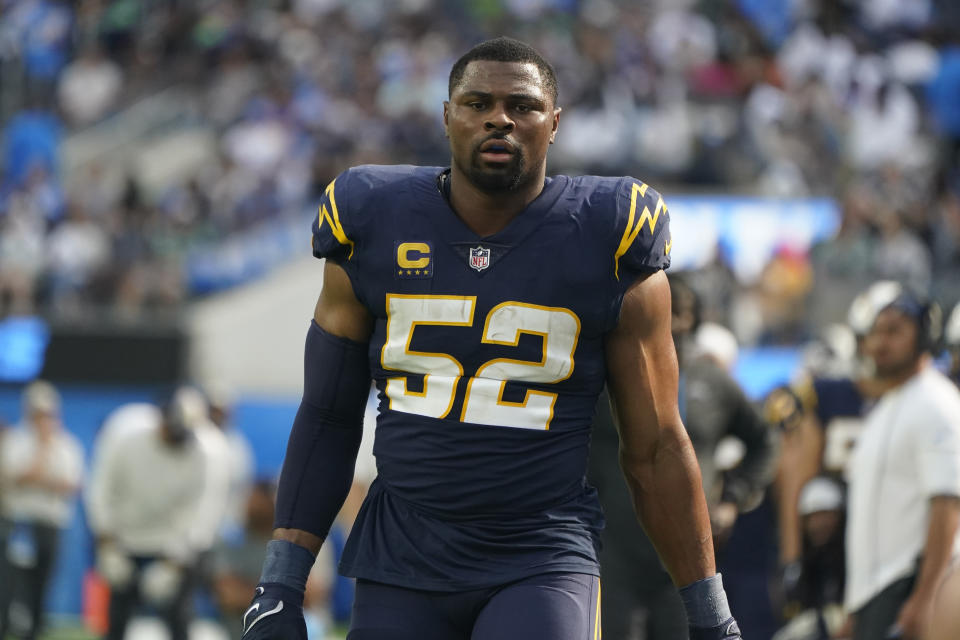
[311, 165, 671, 590]
[800, 376, 867, 475]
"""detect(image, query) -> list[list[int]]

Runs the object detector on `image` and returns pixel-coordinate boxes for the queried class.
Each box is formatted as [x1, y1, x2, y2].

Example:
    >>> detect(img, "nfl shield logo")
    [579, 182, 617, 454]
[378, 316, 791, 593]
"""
[469, 246, 490, 271]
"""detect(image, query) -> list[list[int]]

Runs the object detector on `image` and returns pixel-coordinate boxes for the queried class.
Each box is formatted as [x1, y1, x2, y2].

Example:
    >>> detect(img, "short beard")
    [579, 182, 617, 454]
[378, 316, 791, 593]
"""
[465, 150, 529, 192]
[874, 354, 921, 380]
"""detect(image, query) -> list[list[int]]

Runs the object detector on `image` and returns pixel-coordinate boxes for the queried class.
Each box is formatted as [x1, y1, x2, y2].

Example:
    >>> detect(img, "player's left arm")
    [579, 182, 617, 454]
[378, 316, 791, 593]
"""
[605, 270, 741, 639]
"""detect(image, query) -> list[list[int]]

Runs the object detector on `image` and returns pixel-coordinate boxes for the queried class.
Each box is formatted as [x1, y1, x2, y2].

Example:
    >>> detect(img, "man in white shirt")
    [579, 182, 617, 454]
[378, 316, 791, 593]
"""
[0, 381, 84, 640]
[86, 386, 230, 640]
[845, 292, 960, 640]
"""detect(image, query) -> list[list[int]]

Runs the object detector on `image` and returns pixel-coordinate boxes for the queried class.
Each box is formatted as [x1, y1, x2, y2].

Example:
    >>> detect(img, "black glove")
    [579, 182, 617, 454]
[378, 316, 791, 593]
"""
[241, 583, 307, 639]
[689, 617, 742, 640]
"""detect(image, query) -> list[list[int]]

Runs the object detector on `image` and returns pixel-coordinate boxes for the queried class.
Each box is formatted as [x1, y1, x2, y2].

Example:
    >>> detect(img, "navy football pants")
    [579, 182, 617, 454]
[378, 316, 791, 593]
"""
[347, 572, 602, 640]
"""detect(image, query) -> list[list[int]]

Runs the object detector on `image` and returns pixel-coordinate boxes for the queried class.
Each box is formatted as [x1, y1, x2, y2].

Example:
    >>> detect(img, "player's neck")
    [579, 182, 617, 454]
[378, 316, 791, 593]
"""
[447, 169, 546, 237]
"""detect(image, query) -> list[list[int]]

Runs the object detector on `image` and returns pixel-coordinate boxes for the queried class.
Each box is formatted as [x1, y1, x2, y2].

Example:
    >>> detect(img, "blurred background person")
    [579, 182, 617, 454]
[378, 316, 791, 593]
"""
[770, 280, 902, 618]
[0, 380, 83, 640]
[771, 476, 846, 640]
[587, 274, 778, 639]
[85, 386, 230, 640]
[204, 381, 254, 540]
[845, 292, 960, 640]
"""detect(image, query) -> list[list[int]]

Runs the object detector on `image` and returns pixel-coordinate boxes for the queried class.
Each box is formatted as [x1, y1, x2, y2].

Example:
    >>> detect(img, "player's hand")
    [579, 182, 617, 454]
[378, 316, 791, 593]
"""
[689, 617, 743, 640]
[241, 583, 307, 640]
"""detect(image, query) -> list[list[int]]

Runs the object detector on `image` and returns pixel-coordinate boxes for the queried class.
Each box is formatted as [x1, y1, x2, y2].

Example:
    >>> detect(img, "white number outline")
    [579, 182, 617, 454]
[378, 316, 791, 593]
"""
[381, 294, 476, 419]
[381, 295, 581, 430]
[461, 302, 580, 429]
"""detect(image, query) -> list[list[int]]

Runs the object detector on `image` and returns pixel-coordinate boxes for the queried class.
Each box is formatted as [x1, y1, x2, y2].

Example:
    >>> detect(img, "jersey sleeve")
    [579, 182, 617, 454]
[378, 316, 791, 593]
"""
[915, 400, 960, 498]
[612, 177, 672, 287]
[311, 169, 357, 265]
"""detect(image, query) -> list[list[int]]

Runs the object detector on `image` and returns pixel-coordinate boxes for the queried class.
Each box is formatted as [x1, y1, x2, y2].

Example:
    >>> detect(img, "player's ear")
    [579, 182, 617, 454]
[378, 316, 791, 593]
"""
[549, 106, 561, 144]
[443, 101, 451, 138]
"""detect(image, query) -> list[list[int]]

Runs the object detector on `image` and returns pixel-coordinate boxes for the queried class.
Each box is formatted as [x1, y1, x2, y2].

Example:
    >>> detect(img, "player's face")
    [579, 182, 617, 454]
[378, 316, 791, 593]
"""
[444, 60, 560, 193]
[866, 308, 921, 378]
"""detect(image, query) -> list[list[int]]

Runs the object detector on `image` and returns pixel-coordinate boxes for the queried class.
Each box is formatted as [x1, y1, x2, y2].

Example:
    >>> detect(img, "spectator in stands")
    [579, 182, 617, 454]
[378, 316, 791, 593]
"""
[45, 202, 110, 315]
[85, 386, 230, 640]
[1, 105, 61, 190]
[0, 380, 84, 640]
[57, 43, 123, 127]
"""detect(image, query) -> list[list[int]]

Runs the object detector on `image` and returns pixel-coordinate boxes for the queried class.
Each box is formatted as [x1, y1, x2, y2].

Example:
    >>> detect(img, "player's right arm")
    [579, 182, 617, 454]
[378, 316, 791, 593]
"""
[242, 260, 373, 639]
[272, 260, 374, 553]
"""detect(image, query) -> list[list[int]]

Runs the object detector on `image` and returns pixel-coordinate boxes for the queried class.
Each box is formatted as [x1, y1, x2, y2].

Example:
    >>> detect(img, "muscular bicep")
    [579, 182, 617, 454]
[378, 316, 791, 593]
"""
[605, 270, 683, 458]
[314, 260, 374, 341]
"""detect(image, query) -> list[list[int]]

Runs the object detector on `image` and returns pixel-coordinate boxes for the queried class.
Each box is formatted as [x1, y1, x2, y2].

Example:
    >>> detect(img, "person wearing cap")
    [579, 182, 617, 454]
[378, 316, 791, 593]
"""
[772, 476, 847, 640]
[770, 281, 901, 619]
[85, 386, 230, 640]
[0, 380, 84, 640]
[844, 292, 960, 640]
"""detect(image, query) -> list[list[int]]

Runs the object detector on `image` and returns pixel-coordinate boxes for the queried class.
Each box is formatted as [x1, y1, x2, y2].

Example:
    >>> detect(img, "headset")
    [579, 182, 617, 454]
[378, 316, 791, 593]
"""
[878, 291, 943, 355]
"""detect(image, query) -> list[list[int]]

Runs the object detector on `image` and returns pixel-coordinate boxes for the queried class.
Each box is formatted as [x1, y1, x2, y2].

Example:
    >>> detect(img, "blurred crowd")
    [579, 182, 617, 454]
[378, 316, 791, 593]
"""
[0, 0, 958, 330]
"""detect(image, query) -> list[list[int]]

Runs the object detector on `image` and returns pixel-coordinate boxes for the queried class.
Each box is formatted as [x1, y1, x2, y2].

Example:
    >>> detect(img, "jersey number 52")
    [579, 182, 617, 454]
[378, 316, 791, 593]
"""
[381, 295, 580, 430]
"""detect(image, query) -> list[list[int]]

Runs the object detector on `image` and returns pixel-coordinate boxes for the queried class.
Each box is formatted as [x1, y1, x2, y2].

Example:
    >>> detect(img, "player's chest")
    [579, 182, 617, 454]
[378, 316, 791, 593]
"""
[356, 214, 614, 324]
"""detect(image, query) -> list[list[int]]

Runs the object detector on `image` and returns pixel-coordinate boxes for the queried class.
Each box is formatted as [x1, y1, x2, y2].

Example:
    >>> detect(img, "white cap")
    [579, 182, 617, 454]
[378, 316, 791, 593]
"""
[22, 380, 60, 416]
[847, 280, 903, 335]
[798, 476, 844, 516]
[801, 323, 858, 378]
[694, 322, 739, 370]
[946, 302, 960, 348]
[163, 386, 208, 433]
[202, 380, 236, 411]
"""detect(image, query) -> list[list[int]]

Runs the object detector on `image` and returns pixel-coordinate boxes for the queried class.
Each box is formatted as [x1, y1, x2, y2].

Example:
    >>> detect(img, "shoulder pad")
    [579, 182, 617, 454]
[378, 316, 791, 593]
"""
[311, 165, 426, 263]
[312, 169, 355, 262]
[612, 177, 671, 280]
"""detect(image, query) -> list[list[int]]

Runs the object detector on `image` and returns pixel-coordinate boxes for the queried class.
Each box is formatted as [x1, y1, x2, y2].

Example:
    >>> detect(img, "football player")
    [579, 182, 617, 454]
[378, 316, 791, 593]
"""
[242, 37, 741, 640]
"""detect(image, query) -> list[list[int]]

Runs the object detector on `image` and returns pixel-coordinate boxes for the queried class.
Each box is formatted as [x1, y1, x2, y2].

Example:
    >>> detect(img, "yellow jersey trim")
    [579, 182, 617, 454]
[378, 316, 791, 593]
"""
[613, 182, 667, 280]
[317, 178, 354, 260]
